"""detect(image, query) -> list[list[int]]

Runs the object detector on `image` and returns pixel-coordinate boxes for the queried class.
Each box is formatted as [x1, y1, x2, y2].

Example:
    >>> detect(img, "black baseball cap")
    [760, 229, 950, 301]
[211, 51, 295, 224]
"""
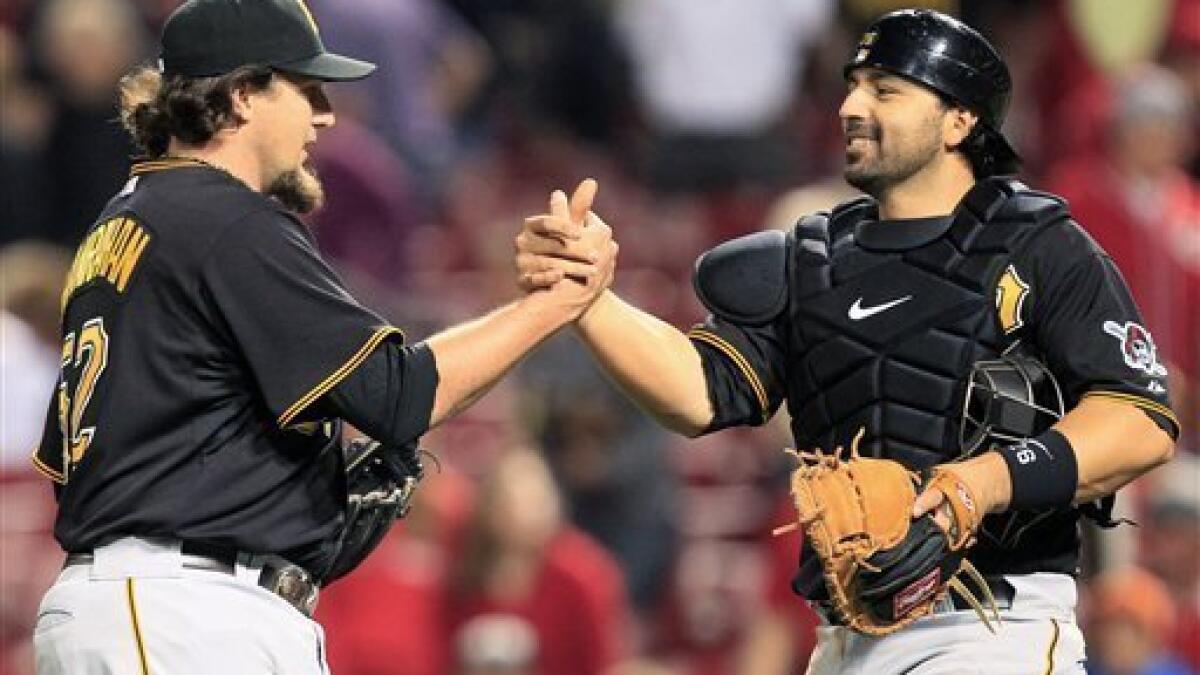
[160, 0, 375, 82]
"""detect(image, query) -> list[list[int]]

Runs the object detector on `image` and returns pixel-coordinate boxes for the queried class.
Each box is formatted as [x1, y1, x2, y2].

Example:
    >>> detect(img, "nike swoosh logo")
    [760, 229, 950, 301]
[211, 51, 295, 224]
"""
[848, 295, 913, 320]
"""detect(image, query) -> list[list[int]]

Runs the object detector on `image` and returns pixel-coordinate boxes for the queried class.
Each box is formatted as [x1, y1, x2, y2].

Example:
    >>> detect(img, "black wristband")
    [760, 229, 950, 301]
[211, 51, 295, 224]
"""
[996, 428, 1078, 511]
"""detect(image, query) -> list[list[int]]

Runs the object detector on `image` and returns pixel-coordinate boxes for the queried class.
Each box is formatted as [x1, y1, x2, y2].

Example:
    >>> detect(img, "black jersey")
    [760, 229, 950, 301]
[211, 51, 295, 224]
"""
[33, 158, 406, 576]
[690, 179, 1178, 576]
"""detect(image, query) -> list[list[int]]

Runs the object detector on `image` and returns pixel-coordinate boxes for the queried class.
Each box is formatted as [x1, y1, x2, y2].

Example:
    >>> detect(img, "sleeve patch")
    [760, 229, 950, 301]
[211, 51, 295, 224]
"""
[1102, 321, 1168, 380]
[995, 264, 1030, 334]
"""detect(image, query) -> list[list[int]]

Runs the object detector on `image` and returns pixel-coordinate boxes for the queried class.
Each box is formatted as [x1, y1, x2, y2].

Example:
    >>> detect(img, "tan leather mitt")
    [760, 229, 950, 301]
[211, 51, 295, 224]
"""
[777, 430, 999, 635]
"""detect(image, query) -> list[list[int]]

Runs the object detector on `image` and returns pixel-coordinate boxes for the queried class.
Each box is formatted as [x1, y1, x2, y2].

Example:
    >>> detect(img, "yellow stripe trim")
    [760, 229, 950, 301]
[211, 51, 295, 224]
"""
[278, 327, 404, 427]
[30, 450, 66, 484]
[126, 578, 150, 675]
[1043, 618, 1060, 675]
[687, 328, 770, 422]
[1082, 391, 1180, 431]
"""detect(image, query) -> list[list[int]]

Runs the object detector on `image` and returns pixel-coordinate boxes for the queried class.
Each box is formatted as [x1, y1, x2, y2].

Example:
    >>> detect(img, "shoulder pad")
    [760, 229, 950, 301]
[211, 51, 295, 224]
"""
[828, 196, 875, 240]
[998, 183, 1070, 225]
[693, 230, 789, 325]
[829, 195, 875, 220]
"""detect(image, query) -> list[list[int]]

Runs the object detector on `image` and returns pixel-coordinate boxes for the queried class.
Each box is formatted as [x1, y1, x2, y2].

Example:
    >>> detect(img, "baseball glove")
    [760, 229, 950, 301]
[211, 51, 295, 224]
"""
[776, 429, 999, 635]
[323, 438, 424, 585]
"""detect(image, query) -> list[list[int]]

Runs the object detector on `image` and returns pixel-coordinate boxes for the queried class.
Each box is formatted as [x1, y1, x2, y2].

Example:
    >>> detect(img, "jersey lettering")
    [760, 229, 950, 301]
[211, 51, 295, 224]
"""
[61, 216, 151, 310]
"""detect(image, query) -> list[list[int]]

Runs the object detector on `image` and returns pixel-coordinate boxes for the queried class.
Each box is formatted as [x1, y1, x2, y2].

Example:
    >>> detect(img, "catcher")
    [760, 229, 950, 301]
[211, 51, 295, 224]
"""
[32, 0, 615, 672]
[516, 9, 1178, 674]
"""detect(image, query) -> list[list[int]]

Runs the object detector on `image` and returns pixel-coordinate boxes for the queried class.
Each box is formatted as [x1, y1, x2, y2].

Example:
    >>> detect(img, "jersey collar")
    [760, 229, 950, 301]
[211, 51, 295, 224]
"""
[854, 215, 953, 251]
[129, 157, 210, 176]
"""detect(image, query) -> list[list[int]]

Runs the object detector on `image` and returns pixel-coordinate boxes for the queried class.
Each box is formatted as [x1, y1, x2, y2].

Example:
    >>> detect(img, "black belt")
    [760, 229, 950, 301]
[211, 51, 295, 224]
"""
[63, 541, 319, 618]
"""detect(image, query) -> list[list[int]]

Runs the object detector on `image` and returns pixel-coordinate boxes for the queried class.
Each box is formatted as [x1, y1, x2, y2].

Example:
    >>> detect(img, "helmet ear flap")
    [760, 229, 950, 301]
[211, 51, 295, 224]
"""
[959, 353, 1065, 458]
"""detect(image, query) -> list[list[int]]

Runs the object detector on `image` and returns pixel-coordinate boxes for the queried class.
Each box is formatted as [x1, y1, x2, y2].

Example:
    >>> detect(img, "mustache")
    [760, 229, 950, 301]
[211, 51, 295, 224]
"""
[843, 119, 880, 140]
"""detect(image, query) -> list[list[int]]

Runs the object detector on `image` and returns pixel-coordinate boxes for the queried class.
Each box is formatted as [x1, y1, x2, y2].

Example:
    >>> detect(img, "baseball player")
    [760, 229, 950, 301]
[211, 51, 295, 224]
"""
[30, 1, 615, 673]
[516, 9, 1179, 673]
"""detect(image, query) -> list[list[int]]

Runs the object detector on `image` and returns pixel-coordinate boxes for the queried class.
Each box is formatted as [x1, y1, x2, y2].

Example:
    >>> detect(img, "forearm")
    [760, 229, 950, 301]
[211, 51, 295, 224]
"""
[425, 293, 569, 426]
[574, 291, 713, 436]
[1056, 396, 1175, 502]
[956, 397, 1175, 514]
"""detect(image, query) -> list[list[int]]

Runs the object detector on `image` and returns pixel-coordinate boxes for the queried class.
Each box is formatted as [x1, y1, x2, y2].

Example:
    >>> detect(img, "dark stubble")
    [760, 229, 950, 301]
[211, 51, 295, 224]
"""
[843, 114, 943, 198]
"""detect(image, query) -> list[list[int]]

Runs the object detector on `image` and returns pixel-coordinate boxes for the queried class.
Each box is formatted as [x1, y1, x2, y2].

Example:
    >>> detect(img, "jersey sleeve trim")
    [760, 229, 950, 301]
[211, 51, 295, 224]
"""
[687, 327, 769, 422]
[30, 448, 66, 484]
[278, 326, 405, 427]
[1080, 390, 1180, 438]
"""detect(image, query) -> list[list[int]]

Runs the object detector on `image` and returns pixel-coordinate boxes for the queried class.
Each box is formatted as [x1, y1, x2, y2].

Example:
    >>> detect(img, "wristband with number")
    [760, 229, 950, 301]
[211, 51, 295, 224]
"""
[996, 428, 1078, 511]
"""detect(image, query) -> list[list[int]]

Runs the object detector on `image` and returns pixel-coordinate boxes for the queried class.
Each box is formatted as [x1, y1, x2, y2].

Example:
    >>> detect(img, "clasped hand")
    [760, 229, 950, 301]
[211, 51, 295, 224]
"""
[514, 179, 618, 317]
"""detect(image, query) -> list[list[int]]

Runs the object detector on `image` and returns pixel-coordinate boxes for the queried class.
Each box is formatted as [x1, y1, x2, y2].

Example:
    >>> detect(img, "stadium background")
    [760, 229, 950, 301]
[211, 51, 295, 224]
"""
[1, 0, 1197, 673]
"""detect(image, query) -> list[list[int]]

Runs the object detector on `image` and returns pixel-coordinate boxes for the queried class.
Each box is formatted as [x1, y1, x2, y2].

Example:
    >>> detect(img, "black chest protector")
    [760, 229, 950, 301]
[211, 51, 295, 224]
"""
[781, 178, 1067, 466]
[779, 179, 1085, 575]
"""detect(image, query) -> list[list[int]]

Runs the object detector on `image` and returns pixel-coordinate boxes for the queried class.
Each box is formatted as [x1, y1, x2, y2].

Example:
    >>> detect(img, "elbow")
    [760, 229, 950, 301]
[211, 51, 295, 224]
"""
[649, 396, 714, 438]
[661, 413, 710, 439]
[656, 403, 714, 439]
[1147, 427, 1176, 470]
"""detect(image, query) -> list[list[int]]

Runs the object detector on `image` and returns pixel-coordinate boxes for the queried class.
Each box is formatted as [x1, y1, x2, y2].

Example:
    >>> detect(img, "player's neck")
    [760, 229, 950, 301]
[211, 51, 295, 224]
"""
[876, 156, 974, 221]
[167, 138, 264, 192]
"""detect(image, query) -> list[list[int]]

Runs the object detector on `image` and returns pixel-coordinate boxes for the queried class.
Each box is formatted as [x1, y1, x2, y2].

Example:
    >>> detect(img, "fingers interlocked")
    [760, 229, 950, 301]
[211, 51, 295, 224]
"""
[515, 179, 616, 292]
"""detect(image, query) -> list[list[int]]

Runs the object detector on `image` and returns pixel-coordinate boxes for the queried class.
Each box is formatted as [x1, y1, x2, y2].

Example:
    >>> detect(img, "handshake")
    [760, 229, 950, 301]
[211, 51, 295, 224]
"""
[512, 178, 619, 322]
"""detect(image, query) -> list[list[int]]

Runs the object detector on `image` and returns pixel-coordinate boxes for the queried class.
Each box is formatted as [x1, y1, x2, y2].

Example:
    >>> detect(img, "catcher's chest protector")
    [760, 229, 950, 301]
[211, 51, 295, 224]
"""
[782, 178, 1068, 468]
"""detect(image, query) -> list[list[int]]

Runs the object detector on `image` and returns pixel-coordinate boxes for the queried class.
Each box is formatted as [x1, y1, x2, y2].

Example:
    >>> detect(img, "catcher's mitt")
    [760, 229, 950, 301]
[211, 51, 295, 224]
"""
[776, 430, 999, 635]
[323, 438, 424, 585]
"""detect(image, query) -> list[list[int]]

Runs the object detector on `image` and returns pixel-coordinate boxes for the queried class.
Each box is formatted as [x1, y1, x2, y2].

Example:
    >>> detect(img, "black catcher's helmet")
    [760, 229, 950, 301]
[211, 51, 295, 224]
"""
[959, 353, 1064, 458]
[846, 9, 1019, 175]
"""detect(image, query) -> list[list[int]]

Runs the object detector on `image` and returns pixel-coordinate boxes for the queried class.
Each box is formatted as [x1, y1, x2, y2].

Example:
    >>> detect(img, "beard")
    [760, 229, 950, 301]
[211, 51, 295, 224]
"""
[843, 119, 942, 198]
[266, 164, 325, 214]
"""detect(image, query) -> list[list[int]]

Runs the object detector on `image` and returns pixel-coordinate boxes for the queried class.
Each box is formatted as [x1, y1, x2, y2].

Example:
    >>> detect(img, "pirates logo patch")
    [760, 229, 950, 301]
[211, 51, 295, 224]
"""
[995, 265, 1030, 334]
[1103, 320, 1168, 377]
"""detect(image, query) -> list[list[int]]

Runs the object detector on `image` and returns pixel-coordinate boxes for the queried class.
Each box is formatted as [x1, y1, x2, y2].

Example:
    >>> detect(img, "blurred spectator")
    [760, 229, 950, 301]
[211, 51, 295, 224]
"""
[34, 0, 144, 246]
[1029, 0, 1177, 170]
[735, 494, 819, 675]
[1140, 460, 1200, 673]
[1046, 64, 1199, 442]
[0, 26, 54, 244]
[521, 334, 680, 614]
[1161, 0, 1200, 180]
[309, 117, 428, 292]
[614, 0, 835, 192]
[455, 613, 539, 675]
[0, 241, 69, 675]
[318, 471, 477, 675]
[760, 176, 861, 231]
[0, 241, 71, 466]
[309, 0, 490, 199]
[1086, 567, 1195, 675]
[842, 0, 960, 27]
[650, 428, 790, 675]
[448, 448, 633, 675]
[447, 0, 631, 145]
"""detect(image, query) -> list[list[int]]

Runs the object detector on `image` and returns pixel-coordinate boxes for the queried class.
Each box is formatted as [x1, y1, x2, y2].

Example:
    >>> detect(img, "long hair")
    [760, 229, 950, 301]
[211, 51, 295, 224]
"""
[958, 125, 1021, 178]
[117, 63, 274, 158]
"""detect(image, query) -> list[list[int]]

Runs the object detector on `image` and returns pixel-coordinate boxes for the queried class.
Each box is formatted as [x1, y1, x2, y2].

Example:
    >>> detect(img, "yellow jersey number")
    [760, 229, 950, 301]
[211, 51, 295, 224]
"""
[57, 317, 109, 479]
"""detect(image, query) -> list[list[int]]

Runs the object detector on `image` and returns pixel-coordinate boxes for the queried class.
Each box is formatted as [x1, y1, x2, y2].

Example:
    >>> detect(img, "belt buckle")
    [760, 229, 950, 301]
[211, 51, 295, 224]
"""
[263, 562, 318, 617]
